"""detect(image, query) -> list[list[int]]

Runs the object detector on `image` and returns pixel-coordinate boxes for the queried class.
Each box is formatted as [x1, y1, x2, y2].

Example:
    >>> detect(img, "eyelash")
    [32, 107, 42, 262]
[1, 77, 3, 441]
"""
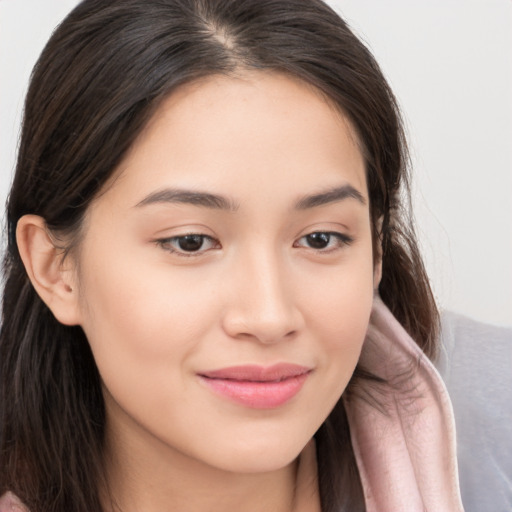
[293, 231, 354, 252]
[156, 234, 219, 257]
[156, 231, 353, 257]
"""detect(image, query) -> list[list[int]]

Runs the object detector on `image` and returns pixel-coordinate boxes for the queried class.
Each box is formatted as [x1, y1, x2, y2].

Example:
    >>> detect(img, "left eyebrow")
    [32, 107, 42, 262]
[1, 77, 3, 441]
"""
[294, 184, 366, 210]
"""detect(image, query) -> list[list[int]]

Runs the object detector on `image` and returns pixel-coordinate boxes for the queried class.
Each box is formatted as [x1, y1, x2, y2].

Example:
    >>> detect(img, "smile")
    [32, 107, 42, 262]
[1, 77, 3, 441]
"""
[198, 364, 312, 409]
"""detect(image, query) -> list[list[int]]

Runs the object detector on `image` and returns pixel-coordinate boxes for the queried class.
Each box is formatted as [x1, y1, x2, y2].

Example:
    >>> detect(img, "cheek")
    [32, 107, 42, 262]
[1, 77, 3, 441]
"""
[299, 254, 374, 382]
[302, 251, 374, 329]
[76, 248, 220, 390]
[76, 254, 226, 447]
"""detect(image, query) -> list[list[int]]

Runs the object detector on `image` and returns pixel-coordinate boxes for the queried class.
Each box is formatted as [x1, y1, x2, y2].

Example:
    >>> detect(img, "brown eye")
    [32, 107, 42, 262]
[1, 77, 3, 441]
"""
[177, 234, 206, 252]
[305, 232, 331, 249]
[294, 231, 353, 252]
[157, 234, 219, 256]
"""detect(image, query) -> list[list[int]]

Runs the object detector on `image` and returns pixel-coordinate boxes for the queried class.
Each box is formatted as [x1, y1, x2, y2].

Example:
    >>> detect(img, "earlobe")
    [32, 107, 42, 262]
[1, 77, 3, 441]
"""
[16, 215, 81, 326]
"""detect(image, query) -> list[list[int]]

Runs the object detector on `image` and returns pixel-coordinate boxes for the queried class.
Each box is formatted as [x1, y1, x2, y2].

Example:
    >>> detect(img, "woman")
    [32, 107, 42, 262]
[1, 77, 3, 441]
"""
[0, 0, 463, 510]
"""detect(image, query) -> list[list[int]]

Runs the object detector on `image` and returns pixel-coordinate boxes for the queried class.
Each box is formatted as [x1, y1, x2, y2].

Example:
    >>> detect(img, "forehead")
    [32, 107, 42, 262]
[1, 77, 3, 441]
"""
[99, 71, 367, 209]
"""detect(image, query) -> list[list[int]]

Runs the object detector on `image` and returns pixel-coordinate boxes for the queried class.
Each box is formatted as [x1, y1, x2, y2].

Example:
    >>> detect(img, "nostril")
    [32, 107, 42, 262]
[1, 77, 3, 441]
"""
[222, 312, 301, 344]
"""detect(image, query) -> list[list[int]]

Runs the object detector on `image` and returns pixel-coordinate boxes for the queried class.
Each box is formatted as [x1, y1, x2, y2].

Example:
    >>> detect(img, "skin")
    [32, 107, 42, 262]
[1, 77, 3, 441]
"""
[18, 71, 379, 512]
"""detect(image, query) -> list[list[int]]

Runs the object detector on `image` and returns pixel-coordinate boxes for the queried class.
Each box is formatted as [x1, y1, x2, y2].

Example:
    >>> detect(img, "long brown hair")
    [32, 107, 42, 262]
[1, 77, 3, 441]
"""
[0, 1, 438, 510]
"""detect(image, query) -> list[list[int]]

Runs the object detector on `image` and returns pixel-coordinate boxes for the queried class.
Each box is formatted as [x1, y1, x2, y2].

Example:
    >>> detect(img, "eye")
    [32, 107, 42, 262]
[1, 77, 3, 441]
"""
[294, 231, 353, 251]
[156, 234, 220, 256]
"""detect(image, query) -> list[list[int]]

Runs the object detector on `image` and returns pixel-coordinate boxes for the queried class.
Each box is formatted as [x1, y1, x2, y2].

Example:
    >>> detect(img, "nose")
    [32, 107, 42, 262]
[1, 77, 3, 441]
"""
[221, 248, 304, 344]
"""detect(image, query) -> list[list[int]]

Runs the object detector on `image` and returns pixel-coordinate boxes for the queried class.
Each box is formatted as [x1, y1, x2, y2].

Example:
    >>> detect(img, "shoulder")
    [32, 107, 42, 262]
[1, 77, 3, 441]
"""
[437, 311, 512, 418]
[437, 312, 512, 512]
[438, 311, 512, 375]
[0, 492, 29, 512]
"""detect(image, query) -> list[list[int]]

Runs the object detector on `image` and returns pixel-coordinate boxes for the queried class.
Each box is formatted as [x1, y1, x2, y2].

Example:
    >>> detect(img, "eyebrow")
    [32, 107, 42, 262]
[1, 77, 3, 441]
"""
[135, 188, 239, 211]
[294, 184, 366, 209]
[135, 184, 366, 211]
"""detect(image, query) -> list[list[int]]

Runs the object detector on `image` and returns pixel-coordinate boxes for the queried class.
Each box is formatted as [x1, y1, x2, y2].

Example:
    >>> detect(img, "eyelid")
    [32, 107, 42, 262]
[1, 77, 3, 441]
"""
[155, 233, 221, 257]
[152, 227, 353, 257]
[293, 231, 354, 251]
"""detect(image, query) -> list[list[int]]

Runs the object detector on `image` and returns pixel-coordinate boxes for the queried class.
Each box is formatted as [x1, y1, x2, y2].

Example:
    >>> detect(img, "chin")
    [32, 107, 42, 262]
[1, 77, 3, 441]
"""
[213, 450, 303, 474]
[197, 429, 312, 474]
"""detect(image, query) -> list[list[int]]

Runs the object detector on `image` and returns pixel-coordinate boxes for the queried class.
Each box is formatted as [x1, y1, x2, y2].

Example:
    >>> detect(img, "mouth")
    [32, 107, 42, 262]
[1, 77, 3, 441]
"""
[197, 363, 312, 409]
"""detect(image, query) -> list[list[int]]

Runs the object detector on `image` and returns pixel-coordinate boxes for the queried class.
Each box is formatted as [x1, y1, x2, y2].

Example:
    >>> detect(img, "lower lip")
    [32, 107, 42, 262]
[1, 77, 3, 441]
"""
[199, 373, 309, 409]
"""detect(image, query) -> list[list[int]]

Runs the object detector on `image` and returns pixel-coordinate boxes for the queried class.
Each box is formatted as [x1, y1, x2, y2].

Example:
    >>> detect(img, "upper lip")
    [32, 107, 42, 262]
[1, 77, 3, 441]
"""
[198, 363, 312, 382]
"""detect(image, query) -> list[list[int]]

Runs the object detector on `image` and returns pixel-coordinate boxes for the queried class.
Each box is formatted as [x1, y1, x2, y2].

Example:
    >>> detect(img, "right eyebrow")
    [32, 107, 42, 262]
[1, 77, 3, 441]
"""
[134, 188, 239, 212]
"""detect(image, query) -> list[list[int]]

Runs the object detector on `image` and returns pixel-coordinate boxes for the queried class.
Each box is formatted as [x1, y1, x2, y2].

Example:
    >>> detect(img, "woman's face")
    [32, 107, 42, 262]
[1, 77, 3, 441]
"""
[74, 72, 376, 473]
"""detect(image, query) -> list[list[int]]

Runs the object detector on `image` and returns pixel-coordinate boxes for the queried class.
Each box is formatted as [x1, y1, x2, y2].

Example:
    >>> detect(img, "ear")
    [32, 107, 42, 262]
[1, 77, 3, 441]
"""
[16, 215, 81, 326]
[373, 216, 383, 290]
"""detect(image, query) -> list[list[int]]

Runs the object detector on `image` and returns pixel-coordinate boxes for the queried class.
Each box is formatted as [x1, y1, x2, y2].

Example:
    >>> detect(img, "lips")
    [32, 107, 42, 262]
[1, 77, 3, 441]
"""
[198, 363, 311, 409]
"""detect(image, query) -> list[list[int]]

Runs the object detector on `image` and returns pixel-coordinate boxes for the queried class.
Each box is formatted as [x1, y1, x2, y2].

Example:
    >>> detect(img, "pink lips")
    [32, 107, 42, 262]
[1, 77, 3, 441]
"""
[198, 363, 311, 409]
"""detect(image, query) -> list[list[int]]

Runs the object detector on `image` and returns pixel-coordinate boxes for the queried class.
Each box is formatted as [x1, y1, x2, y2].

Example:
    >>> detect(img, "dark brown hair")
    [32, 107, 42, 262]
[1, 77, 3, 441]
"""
[0, 1, 438, 510]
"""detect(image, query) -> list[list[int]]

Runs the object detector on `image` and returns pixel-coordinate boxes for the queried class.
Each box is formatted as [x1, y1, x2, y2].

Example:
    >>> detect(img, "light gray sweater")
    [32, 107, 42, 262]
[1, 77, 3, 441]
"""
[437, 312, 512, 512]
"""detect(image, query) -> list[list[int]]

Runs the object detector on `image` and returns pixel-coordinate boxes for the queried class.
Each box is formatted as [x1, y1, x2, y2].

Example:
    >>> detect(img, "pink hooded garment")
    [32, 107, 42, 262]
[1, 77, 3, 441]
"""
[344, 296, 464, 511]
[0, 296, 464, 511]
